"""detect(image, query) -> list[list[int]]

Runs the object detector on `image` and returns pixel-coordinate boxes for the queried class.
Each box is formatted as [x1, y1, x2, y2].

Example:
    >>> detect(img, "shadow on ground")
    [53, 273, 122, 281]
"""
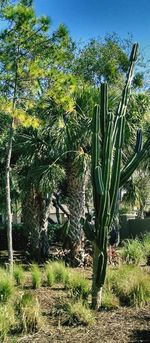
[130, 329, 150, 342]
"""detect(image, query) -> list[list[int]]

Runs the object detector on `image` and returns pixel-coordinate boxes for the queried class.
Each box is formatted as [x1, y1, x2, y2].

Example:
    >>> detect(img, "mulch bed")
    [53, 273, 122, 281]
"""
[15, 284, 150, 343]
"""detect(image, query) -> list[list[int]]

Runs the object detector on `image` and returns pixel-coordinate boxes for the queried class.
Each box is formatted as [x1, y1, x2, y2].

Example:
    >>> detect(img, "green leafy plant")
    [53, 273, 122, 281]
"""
[30, 264, 41, 289]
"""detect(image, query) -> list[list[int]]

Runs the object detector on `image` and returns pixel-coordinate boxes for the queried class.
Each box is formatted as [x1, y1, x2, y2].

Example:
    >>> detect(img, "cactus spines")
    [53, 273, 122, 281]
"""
[90, 43, 150, 310]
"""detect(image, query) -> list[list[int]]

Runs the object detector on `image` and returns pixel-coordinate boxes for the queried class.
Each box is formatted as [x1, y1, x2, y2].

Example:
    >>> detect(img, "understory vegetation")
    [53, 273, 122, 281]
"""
[0, 261, 149, 341]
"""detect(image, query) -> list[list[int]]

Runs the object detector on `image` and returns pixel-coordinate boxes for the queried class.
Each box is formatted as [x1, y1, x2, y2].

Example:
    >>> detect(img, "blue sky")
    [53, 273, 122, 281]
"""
[34, 0, 150, 57]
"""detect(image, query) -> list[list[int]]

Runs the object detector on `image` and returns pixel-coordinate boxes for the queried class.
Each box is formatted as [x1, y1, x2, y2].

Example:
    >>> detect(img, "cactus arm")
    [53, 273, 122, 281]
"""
[91, 105, 101, 216]
[120, 137, 150, 187]
[100, 83, 108, 142]
[116, 44, 139, 118]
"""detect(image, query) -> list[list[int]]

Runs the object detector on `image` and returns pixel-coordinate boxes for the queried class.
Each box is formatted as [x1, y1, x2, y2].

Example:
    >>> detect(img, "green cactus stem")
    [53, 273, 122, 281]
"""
[89, 43, 150, 310]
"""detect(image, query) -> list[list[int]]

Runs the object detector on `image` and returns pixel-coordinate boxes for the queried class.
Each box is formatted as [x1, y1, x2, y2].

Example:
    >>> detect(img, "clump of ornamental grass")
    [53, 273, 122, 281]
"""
[0, 302, 15, 341]
[45, 263, 55, 287]
[30, 264, 41, 289]
[13, 264, 25, 286]
[54, 301, 94, 326]
[102, 288, 120, 309]
[106, 265, 150, 307]
[50, 262, 68, 284]
[121, 238, 145, 265]
[0, 268, 14, 303]
[16, 292, 43, 333]
[66, 301, 94, 326]
[66, 270, 90, 301]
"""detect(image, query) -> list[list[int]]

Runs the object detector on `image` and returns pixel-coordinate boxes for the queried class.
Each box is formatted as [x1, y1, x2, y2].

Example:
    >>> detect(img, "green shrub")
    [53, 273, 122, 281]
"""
[13, 264, 25, 286]
[16, 292, 42, 333]
[45, 263, 55, 287]
[106, 265, 150, 307]
[0, 269, 14, 302]
[0, 303, 15, 341]
[121, 238, 145, 265]
[30, 264, 41, 289]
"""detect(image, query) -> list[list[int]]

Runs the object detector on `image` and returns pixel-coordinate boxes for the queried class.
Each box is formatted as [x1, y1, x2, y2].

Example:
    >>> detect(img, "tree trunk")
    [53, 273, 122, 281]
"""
[6, 121, 14, 269]
[22, 187, 50, 261]
[39, 197, 51, 260]
[65, 157, 87, 262]
[91, 241, 107, 310]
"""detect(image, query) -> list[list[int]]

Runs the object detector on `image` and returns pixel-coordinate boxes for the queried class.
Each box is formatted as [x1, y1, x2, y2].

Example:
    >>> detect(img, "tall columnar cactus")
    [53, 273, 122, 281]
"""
[87, 44, 150, 309]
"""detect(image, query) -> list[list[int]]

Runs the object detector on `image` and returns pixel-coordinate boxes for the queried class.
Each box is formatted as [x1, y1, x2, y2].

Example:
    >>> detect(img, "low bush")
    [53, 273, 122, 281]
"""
[16, 292, 43, 333]
[30, 264, 41, 289]
[13, 264, 25, 286]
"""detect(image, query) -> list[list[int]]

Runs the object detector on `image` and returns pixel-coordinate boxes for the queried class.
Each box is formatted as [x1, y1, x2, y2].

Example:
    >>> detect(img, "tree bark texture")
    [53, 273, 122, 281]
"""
[65, 156, 87, 260]
[22, 187, 50, 261]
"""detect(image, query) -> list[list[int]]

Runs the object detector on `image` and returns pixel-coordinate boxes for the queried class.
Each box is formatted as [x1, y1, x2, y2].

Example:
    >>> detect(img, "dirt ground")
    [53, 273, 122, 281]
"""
[14, 285, 150, 343]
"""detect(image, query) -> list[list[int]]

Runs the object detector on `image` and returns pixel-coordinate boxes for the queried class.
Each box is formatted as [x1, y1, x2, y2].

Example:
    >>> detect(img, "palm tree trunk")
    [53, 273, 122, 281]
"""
[22, 187, 50, 261]
[65, 156, 87, 261]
